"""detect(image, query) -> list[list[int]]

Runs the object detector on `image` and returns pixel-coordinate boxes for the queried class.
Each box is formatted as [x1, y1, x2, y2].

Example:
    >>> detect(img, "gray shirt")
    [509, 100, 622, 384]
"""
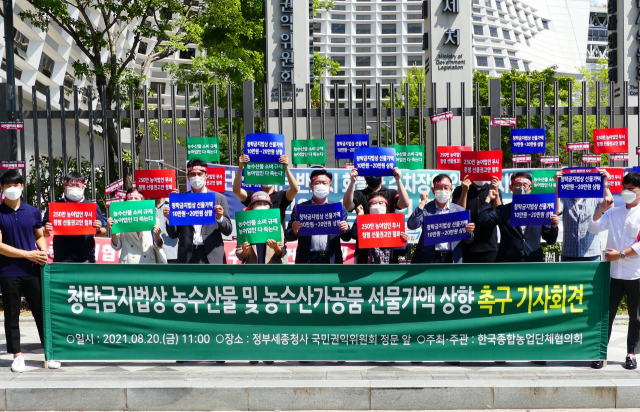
[156, 200, 179, 260]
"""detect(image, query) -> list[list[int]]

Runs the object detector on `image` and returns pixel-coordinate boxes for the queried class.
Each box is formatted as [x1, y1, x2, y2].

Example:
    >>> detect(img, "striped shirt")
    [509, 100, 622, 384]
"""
[559, 198, 603, 258]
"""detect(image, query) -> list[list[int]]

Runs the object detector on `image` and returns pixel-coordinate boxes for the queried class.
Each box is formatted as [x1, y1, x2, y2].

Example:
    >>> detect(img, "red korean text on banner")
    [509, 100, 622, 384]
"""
[436, 146, 472, 171]
[566, 142, 590, 151]
[603, 168, 624, 194]
[206, 167, 226, 193]
[460, 150, 503, 181]
[357, 213, 405, 249]
[593, 127, 628, 154]
[48, 202, 97, 235]
[610, 154, 628, 162]
[135, 169, 176, 199]
[637, 147, 640, 155]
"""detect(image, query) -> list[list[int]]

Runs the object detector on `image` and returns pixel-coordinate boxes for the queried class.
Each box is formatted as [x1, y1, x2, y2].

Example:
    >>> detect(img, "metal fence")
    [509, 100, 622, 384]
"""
[5, 78, 640, 211]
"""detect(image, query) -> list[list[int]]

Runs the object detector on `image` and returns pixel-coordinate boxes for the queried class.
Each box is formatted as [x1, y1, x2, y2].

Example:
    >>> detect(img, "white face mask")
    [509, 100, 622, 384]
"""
[434, 190, 451, 204]
[621, 189, 639, 204]
[189, 176, 206, 190]
[369, 205, 386, 215]
[253, 205, 270, 210]
[313, 184, 330, 199]
[3, 187, 22, 201]
[66, 187, 84, 202]
[473, 181, 487, 186]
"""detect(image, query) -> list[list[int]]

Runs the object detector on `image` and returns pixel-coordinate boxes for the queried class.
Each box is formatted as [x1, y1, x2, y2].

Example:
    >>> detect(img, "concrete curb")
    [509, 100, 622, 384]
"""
[0, 379, 638, 410]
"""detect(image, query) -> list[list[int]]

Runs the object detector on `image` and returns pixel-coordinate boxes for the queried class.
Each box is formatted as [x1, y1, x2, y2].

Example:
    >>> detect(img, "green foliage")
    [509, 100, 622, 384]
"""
[312, 52, 341, 108]
[383, 66, 428, 146]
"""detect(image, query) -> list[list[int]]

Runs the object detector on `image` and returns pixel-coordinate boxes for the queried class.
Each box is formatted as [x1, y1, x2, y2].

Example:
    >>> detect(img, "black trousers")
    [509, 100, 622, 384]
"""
[0, 276, 45, 354]
[463, 251, 498, 263]
[609, 278, 640, 354]
[188, 247, 209, 264]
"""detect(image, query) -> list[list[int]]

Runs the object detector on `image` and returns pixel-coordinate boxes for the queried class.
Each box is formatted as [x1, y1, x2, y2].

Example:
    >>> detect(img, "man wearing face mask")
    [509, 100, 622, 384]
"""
[477, 172, 560, 263]
[408, 174, 475, 263]
[453, 176, 503, 263]
[0, 170, 61, 372]
[42, 172, 107, 262]
[234, 155, 299, 230]
[588, 171, 640, 370]
[163, 158, 232, 264]
[343, 167, 410, 264]
[286, 169, 352, 263]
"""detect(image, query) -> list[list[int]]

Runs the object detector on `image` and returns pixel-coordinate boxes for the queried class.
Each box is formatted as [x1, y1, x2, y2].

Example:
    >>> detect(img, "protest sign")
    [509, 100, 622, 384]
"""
[582, 155, 601, 164]
[510, 193, 556, 226]
[135, 169, 176, 199]
[593, 127, 628, 154]
[540, 156, 559, 165]
[235, 208, 282, 244]
[634, 166, 640, 173]
[187, 137, 220, 162]
[563, 167, 599, 174]
[0, 161, 25, 170]
[492, 118, 517, 126]
[168, 192, 218, 226]
[391, 144, 424, 169]
[637, 148, 640, 155]
[512, 155, 531, 164]
[244, 133, 285, 163]
[610, 154, 628, 162]
[109, 200, 156, 234]
[291, 140, 326, 164]
[48, 202, 97, 235]
[430, 111, 454, 123]
[354, 147, 396, 176]
[437, 146, 472, 171]
[567, 142, 590, 151]
[206, 167, 226, 193]
[297, 202, 344, 236]
[422, 210, 471, 247]
[114, 190, 127, 199]
[105, 178, 123, 195]
[0, 122, 24, 130]
[335, 134, 369, 159]
[603, 168, 624, 194]
[531, 169, 558, 194]
[511, 129, 546, 154]
[558, 173, 603, 199]
[461, 150, 503, 181]
[244, 162, 285, 185]
[357, 213, 405, 248]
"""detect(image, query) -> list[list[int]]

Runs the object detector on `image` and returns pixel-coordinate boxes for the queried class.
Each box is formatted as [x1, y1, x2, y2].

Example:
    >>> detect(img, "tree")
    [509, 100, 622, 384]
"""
[311, 52, 341, 109]
[384, 66, 427, 146]
[575, 59, 610, 165]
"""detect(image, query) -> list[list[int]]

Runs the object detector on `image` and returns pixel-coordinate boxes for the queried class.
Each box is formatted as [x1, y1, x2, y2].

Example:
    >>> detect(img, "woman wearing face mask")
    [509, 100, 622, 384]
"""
[350, 192, 410, 264]
[236, 192, 287, 264]
[107, 188, 166, 264]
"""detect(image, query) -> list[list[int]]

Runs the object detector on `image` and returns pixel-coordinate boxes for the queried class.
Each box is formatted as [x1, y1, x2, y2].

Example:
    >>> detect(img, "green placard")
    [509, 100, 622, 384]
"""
[532, 169, 559, 194]
[235, 208, 282, 244]
[187, 137, 220, 162]
[244, 162, 285, 185]
[109, 199, 156, 234]
[391, 144, 425, 169]
[42, 262, 610, 361]
[291, 139, 327, 165]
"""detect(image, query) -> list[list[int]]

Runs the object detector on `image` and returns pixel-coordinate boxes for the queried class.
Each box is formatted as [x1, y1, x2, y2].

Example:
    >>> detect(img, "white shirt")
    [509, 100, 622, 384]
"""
[435, 201, 451, 252]
[309, 197, 330, 252]
[588, 204, 640, 280]
[192, 187, 224, 246]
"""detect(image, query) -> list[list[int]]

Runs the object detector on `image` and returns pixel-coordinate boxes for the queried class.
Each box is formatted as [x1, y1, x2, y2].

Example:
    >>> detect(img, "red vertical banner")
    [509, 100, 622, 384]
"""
[49, 203, 97, 235]
[593, 128, 628, 154]
[206, 167, 226, 193]
[603, 168, 624, 194]
[357, 213, 405, 249]
[460, 150, 503, 181]
[436, 146, 473, 170]
[135, 169, 176, 199]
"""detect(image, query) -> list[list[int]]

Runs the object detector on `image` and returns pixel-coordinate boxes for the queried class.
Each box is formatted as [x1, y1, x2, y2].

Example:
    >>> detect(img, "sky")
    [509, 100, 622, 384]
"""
[590, 0, 606, 5]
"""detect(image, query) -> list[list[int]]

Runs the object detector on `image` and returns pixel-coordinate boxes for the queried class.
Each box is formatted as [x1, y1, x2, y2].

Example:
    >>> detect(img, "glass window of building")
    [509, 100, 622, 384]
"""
[381, 46, 396, 52]
[408, 13, 422, 19]
[332, 14, 346, 20]
[524, 62, 530, 71]
[356, 37, 372, 43]
[493, 48, 502, 54]
[382, 24, 397, 34]
[473, 25, 484, 35]
[381, 14, 396, 20]
[406, 37, 421, 43]
[381, 70, 397, 75]
[331, 23, 345, 34]
[407, 23, 422, 33]
[408, 55, 422, 66]
[381, 56, 397, 66]
[515, 33, 521, 42]
[507, 51, 516, 56]
[356, 47, 371, 52]
[489, 27, 499, 37]
[473, 16, 482, 22]
[510, 59, 519, 69]
[382, 5, 396, 11]
[356, 56, 371, 67]
[382, 37, 398, 43]
[476, 56, 488, 66]
[355, 70, 371, 76]
[332, 56, 346, 65]
[495, 1, 502, 10]
[331, 38, 346, 43]
[502, 29, 510, 40]
[356, 24, 371, 34]
[356, 15, 371, 20]
[334, 4, 346, 10]
[331, 47, 346, 52]
[472, 7, 481, 13]
[494, 57, 505, 68]
[542, 20, 549, 29]
[356, 5, 371, 11]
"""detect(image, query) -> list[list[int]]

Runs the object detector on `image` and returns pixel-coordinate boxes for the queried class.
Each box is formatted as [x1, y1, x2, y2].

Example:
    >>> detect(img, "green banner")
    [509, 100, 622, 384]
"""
[391, 145, 424, 169]
[244, 162, 285, 185]
[42, 262, 610, 361]
[532, 169, 559, 194]
[186, 137, 220, 162]
[109, 200, 156, 234]
[235, 208, 282, 244]
[291, 140, 326, 165]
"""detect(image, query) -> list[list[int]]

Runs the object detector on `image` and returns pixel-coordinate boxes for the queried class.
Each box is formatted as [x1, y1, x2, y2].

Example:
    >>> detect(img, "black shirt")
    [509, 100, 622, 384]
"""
[452, 184, 502, 254]
[242, 190, 292, 229]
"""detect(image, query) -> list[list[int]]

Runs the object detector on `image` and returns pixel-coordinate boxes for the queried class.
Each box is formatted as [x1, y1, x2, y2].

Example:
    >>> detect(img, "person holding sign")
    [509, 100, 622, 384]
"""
[234, 154, 299, 229]
[42, 172, 107, 262]
[0, 170, 60, 372]
[163, 159, 232, 264]
[554, 169, 613, 262]
[588, 171, 640, 370]
[408, 174, 475, 264]
[235, 192, 287, 264]
[477, 172, 559, 263]
[343, 167, 410, 264]
[107, 188, 166, 264]
[286, 169, 352, 263]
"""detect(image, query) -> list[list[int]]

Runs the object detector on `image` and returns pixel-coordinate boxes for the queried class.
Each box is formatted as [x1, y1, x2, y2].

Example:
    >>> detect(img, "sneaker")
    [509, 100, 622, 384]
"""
[11, 356, 25, 373]
[46, 360, 61, 369]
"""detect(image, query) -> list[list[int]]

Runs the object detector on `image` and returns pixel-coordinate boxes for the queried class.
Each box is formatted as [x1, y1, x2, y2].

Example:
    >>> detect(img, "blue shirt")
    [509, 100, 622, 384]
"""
[0, 201, 43, 277]
[560, 198, 603, 258]
[42, 198, 107, 263]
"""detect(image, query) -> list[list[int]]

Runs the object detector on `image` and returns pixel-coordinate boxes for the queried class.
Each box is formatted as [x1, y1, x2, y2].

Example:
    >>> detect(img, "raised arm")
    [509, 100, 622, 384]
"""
[233, 155, 250, 203]
[407, 191, 429, 230]
[456, 176, 471, 209]
[281, 155, 299, 202]
[343, 168, 359, 212]
[393, 168, 410, 210]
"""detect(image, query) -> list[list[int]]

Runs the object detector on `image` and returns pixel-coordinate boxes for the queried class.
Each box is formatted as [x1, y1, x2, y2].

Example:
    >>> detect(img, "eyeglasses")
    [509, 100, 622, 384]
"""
[369, 200, 386, 206]
[513, 182, 531, 189]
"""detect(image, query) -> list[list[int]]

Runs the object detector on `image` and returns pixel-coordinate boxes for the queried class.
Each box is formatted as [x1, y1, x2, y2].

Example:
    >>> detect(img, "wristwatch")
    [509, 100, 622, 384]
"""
[603, 184, 610, 188]
[620, 251, 626, 259]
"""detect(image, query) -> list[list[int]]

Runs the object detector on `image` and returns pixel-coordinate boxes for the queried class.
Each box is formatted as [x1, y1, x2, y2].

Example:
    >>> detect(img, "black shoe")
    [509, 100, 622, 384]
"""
[249, 361, 258, 364]
[215, 361, 226, 364]
[446, 361, 460, 365]
[263, 361, 274, 364]
[590, 361, 604, 369]
[410, 361, 422, 364]
[495, 361, 507, 364]
[531, 361, 547, 365]
[623, 356, 637, 370]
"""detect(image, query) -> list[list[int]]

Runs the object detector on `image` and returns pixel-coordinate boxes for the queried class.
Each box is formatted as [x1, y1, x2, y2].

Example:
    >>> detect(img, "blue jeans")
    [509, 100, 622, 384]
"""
[561, 255, 601, 262]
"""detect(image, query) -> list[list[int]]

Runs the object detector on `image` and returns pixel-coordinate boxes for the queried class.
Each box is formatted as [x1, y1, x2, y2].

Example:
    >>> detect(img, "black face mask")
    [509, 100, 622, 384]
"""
[365, 176, 382, 188]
